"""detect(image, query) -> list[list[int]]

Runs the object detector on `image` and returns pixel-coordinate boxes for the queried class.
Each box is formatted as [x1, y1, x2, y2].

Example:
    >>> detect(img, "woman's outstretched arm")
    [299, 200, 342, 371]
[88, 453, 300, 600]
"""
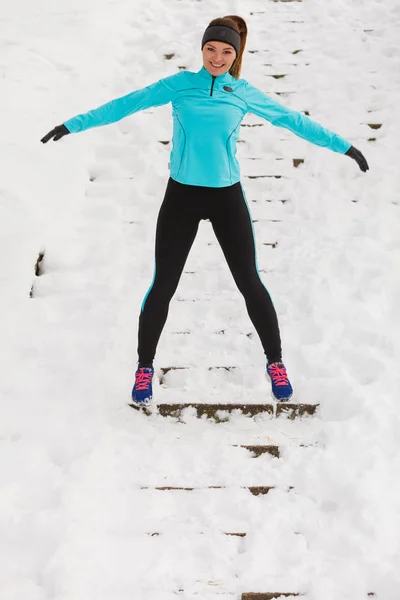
[41, 72, 183, 142]
[244, 81, 369, 171]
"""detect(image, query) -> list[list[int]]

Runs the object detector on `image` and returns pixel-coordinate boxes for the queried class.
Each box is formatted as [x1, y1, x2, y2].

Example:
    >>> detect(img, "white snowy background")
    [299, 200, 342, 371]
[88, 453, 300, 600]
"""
[1, 0, 400, 598]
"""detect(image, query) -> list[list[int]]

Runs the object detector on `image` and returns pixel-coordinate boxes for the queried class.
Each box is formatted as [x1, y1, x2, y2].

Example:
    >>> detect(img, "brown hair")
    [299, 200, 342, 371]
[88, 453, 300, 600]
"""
[206, 15, 248, 79]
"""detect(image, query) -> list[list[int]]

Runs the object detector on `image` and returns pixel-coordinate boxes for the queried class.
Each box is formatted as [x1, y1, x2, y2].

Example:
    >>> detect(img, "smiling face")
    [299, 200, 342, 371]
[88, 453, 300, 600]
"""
[202, 40, 236, 76]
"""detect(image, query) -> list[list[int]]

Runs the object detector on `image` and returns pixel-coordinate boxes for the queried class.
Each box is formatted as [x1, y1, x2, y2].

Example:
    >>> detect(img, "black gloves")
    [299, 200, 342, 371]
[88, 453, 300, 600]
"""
[345, 146, 369, 172]
[41, 124, 70, 143]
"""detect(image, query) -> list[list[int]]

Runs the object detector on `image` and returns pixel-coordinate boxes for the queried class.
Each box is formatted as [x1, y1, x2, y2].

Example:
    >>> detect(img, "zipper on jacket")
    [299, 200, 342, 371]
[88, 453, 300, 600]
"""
[210, 76, 216, 96]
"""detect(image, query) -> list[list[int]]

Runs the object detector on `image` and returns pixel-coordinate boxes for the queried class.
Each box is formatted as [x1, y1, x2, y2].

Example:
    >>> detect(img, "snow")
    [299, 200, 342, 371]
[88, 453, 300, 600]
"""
[1, 0, 400, 598]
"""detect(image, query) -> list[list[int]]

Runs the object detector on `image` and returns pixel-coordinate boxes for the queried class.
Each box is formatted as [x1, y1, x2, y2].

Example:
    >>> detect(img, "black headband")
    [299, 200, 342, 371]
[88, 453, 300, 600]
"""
[201, 25, 241, 56]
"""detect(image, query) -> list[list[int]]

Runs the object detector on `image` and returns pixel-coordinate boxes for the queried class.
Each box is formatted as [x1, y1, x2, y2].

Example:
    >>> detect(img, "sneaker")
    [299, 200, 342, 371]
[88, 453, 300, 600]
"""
[131, 366, 154, 407]
[266, 362, 293, 402]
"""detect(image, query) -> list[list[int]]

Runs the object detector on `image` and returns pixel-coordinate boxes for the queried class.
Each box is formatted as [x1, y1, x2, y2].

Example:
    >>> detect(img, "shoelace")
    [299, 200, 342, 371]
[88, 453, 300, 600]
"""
[135, 369, 153, 391]
[269, 364, 289, 387]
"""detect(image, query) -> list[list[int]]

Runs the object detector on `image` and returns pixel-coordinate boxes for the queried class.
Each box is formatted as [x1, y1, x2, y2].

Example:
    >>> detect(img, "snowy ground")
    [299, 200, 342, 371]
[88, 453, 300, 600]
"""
[1, 0, 400, 598]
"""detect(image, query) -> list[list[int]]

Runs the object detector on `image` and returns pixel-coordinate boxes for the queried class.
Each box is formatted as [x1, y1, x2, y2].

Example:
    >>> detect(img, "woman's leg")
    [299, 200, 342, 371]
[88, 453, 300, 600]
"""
[209, 183, 282, 363]
[137, 179, 200, 365]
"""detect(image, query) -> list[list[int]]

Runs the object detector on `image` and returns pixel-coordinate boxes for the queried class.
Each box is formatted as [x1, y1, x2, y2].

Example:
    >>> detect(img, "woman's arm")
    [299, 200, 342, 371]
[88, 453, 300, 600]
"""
[64, 72, 183, 133]
[41, 72, 184, 143]
[244, 81, 351, 154]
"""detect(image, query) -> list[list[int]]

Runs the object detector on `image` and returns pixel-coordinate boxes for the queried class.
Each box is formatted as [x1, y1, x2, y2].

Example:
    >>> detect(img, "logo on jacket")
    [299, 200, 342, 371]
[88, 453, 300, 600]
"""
[223, 86, 233, 92]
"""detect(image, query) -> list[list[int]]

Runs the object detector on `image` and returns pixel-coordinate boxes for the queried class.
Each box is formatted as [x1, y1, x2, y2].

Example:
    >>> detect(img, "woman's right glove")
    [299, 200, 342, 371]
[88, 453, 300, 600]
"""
[41, 124, 70, 144]
[345, 146, 369, 172]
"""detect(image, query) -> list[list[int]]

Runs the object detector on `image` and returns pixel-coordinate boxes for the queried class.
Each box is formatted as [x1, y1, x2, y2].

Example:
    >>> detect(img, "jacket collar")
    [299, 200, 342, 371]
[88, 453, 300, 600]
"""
[197, 66, 235, 84]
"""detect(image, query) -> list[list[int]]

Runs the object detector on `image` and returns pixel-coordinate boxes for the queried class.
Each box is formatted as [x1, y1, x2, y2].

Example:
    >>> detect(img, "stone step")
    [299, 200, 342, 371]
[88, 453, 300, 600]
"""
[130, 402, 318, 420]
[30, 249, 46, 298]
[248, 48, 304, 54]
[243, 594, 376, 599]
[235, 444, 280, 458]
[140, 486, 278, 496]
[242, 595, 299, 600]
[241, 156, 304, 175]
[148, 532, 247, 537]
[148, 531, 309, 538]
[262, 64, 310, 69]
[246, 175, 287, 179]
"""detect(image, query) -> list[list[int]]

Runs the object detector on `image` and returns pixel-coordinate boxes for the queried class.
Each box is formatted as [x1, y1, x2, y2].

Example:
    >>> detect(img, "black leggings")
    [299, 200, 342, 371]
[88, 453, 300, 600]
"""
[137, 177, 282, 364]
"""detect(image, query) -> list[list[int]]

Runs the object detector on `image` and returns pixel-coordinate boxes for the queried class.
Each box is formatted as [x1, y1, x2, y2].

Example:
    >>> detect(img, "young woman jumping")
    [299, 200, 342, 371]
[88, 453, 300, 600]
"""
[41, 15, 369, 406]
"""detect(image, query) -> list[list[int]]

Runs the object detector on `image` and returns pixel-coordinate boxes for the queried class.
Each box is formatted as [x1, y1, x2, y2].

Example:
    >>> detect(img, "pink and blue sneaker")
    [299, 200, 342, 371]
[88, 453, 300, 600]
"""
[266, 362, 293, 402]
[131, 366, 154, 407]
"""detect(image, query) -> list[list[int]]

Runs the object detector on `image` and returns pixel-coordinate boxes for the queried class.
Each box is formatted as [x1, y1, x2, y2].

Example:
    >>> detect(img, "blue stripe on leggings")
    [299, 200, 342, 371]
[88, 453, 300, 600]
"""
[141, 263, 156, 311]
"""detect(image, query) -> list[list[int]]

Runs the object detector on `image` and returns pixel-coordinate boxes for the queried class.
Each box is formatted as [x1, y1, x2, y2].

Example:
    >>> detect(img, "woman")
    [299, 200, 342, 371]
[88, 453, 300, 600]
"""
[41, 16, 369, 407]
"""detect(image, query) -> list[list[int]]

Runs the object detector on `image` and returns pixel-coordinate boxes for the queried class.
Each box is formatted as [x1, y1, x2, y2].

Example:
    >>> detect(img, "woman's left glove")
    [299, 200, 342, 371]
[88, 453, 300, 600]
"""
[345, 146, 369, 172]
[41, 124, 70, 143]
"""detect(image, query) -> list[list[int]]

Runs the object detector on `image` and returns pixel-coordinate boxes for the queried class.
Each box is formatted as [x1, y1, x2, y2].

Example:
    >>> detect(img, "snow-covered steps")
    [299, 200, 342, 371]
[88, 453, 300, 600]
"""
[235, 444, 280, 458]
[242, 595, 376, 599]
[242, 594, 299, 599]
[29, 248, 45, 298]
[242, 594, 299, 600]
[140, 486, 281, 496]
[130, 402, 318, 420]
[148, 532, 248, 537]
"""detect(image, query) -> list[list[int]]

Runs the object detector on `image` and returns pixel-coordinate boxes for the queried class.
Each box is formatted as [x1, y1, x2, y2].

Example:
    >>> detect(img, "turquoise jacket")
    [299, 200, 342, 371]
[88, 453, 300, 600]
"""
[64, 66, 351, 188]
